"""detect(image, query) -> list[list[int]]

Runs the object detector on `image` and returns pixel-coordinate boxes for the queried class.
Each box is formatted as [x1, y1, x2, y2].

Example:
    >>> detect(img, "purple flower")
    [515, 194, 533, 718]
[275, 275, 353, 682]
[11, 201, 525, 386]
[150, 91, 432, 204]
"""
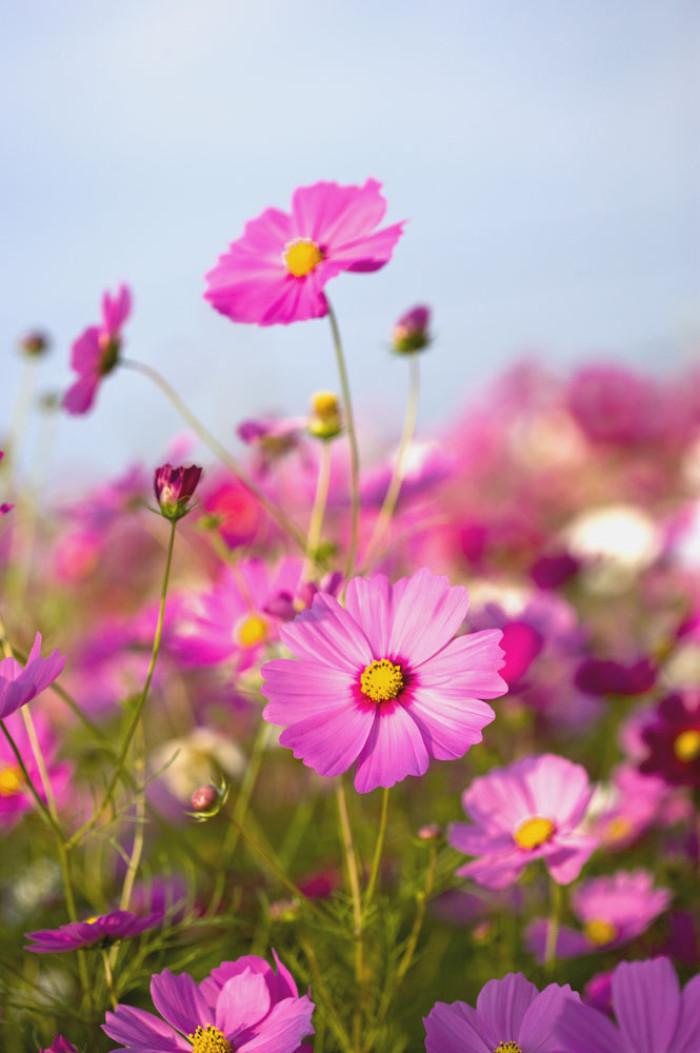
[41, 1038, 78, 1053]
[63, 284, 131, 415]
[103, 952, 314, 1053]
[26, 910, 162, 953]
[555, 957, 700, 1052]
[424, 972, 578, 1053]
[0, 633, 65, 719]
[154, 463, 203, 520]
[392, 304, 432, 354]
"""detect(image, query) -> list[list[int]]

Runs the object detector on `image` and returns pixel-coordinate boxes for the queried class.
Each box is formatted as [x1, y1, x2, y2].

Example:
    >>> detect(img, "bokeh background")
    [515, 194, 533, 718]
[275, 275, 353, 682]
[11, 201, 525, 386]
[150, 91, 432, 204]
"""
[2, 0, 699, 483]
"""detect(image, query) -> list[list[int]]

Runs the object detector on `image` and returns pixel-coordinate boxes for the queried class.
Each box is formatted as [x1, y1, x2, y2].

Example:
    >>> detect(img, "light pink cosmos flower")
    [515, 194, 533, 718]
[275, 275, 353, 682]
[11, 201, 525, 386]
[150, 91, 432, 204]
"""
[450, 753, 599, 889]
[103, 952, 314, 1053]
[63, 284, 131, 414]
[261, 568, 506, 794]
[0, 709, 72, 830]
[0, 633, 65, 719]
[525, 869, 671, 962]
[204, 179, 405, 326]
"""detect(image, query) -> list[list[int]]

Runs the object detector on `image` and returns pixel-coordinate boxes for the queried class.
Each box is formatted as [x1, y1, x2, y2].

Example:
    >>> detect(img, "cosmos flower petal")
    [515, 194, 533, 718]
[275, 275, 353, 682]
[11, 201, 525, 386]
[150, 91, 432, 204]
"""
[279, 594, 372, 670]
[279, 703, 374, 778]
[261, 660, 355, 721]
[673, 974, 700, 1053]
[103, 284, 132, 332]
[408, 686, 494, 759]
[150, 970, 211, 1037]
[524, 754, 594, 828]
[353, 705, 430, 793]
[424, 1000, 491, 1053]
[290, 178, 388, 245]
[555, 1001, 622, 1053]
[544, 836, 600, 885]
[612, 958, 680, 1053]
[237, 994, 315, 1053]
[475, 973, 537, 1043]
[415, 632, 506, 698]
[70, 327, 101, 370]
[216, 969, 271, 1038]
[455, 851, 528, 890]
[344, 574, 394, 654]
[388, 568, 469, 665]
[461, 766, 537, 830]
[63, 376, 100, 415]
[330, 222, 406, 272]
[102, 1005, 188, 1050]
[519, 984, 579, 1050]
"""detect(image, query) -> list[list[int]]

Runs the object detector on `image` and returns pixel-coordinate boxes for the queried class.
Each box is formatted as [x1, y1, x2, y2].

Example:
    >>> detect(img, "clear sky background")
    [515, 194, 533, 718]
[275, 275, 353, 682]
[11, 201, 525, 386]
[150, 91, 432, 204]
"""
[2, 0, 699, 485]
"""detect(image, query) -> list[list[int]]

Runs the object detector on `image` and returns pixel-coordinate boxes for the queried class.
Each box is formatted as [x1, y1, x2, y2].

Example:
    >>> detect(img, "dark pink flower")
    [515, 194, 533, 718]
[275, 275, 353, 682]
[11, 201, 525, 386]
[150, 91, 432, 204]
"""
[204, 179, 404, 326]
[63, 284, 131, 415]
[154, 463, 203, 520]
[0, 633, 65, 719]
[41, 1038, 78, 1053]
[26, 910, 162, 953]
[638, 691, 700, 787]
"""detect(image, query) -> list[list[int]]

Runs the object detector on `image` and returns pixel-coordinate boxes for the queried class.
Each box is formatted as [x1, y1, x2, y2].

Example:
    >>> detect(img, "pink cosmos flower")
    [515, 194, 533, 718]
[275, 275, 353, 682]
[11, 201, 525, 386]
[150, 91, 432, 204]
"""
[424, 972, 578, 1053]
[26, 910, 162, 953]
[0, 633, 65, 719]
[204, 179, 404, 326]
[41, 1038, 78, 1053]
[103, 952, 314, 1053]
[261, 568, 506, 794]
[525, 869, 671, 962]
[0, 710, 72, 830]
[555, 957, 700, 1053]
[63, 284, 131, 414]
[449, 753, 599, 889]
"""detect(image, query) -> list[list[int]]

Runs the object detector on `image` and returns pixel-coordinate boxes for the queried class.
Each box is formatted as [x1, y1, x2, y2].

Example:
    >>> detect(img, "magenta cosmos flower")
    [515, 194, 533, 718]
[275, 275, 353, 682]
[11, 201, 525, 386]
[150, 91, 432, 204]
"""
[0, 710, 72, 831]
[103, 952, 314, 1053]
[449, 754, 599, 889]
[261, 568, 506, 794]
[555, 957, 700, 1053]
[424, 972, 578, 1053]
[526, 869, 671, 962]
[64, 284, 131, 414]
[0, 632, 65, 719]
[26, 910, 162, 953]
[204, 179, 405, 326]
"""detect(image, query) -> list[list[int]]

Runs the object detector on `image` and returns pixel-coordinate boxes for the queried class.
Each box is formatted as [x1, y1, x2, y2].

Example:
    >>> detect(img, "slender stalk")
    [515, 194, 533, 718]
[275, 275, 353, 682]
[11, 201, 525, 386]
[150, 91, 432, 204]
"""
[67, 519, 178, 849]
[116, 723, 147, 914]
[0, 720, 58, 836]
[21, 708, 58, 823]
[336, 776, 365, 1024]
[363, 786, 389, 910]
[101, 949, 118, 1010]
[362, 356, 420, 571]
[302, 439, 332, 581]
[545, 877, 562, 971]
[122, 358, 306, 550]
[326, 302, 360, 578]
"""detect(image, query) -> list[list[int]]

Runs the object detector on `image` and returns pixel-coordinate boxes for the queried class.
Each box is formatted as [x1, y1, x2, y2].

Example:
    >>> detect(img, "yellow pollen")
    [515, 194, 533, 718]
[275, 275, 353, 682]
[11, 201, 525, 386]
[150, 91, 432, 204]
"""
[513, 815, 555, 850]
[0, 765, 23, 796]
[584, 918, 617, 946]
[603, 815, 632, 845]
[85, 916, 100, 924]
[189, 1024, 232, 1053]
[494, 1044, 522, 1053]
[673, 729, 700, 763]
[285, 239, 323, 277]
[360, 659, 405, 703]
[236, 614, 268, 648]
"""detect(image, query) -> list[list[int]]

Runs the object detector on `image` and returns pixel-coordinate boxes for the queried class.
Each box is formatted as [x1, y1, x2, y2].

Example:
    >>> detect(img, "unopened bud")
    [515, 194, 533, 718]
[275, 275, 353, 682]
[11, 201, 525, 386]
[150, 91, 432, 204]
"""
[19, 330, 51, 358]
[391, 305, 432, 355]
[268, 898, 300, 922]
[187, 781, 228, 821]
[417, 823, 442, 842]
[308, 391, 342, 440]
[154, 463, 203, 521]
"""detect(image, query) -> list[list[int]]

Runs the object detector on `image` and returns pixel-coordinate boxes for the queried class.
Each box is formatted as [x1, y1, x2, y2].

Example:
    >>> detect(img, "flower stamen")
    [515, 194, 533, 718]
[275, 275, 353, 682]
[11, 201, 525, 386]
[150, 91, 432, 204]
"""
[0, 765, 23, 796]
[236, 614, 269, 648]
[284, 239, 323, 278]
[584, 918, 617, 945]
[494, 1043, 522, 1053]
[360, 659, 404, 703]
[513, 816, 555, 850]
[189, 1024, 233, 1053]
[673, 729, 700, 763]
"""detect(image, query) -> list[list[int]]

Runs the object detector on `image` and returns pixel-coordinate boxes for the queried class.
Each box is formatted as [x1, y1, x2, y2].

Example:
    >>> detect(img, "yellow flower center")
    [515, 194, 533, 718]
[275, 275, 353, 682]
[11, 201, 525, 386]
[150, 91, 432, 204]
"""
[85, 916, 100, 924]
[236, 614, 269, 648]
[603, 815, 632, 845]
[360, 659, 405, 703]
[0, 765, 23, 796]
[494, 1044, 522, 1053]
[673, 729, 700, 763]
[189, 1025, 232, 1053]
[513, 816, 555, 850]
[285, 239, 324, 277]
[584, 918, 617, 945]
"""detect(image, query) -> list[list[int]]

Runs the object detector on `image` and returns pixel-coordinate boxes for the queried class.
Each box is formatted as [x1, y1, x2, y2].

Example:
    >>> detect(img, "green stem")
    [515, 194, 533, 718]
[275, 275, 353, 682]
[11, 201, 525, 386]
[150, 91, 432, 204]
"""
[545, 877, 562, 972]
[326, 302, 360, 579]
[67, 519, 178, 849]
[122, 358, 306, 551]
[363, 786, 389, 910]
[362, 355, 420, 571]
[101, 948, 118, 1010]
[302, 439, 332, 581]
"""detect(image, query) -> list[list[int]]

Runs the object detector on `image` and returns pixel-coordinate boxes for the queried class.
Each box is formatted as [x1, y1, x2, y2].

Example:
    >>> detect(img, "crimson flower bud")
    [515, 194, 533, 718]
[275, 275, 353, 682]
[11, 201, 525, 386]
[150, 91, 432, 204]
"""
[392, 305, 432, 354]
[154, 464, 202, 521]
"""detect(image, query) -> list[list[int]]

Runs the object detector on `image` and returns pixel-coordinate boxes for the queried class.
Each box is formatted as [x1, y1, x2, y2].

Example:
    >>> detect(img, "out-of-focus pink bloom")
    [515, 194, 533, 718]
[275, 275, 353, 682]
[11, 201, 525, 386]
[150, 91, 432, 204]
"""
[526, 869, 671, 962]
[200, 471, 266, 549]
[238, 414, 308, 474]
[63, 284, 131, 415]
[360, 439, 455, 510]
[154, 463, 203, 520]
[391, 304, 431, 354]
[582, 972, 614, 1016]
[205, 179, 404, 326]
[637, 690, 700, 787]
[589, 763, 679, 851]
[104, 952, 314, 1053]
[450, 753, 598, 889]
[263, 572, 343, 622]
[424, 972, 578, 1053]
[26, 910, 162, 953]
[567, 364, 658, 446]
[530, 551, 580, 589]
[262, 568, 506, 794]
[41, 1037, 78, 1053]
[0, 710, 72, 830]
[575, 654, 657, 696]
[0, 633, 65, 719]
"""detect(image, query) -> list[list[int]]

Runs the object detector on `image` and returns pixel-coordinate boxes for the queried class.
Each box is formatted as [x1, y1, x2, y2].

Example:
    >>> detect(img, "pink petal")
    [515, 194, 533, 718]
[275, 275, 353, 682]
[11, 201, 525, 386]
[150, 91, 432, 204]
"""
[102, 1005, 188, 1050]
[102, 284, 132, 333]
[216, 969, 271, 1038]
[277, 700, 374, 779]
[524, 754, 594, 828]
[475, 974, 537, 1045]
[455, 850, 527, 890]
[344, 575, 394, 655]
[261, 659, 356, 721]
[416, 632, 506, 698]
[63, 375, 100, 415]
[408, 685, 494, 760]
[554, 1001, 621, 1053]
[612, 958, 680, 1053]
[544, 835, 599, 885]
[388, 568, 470, 666]
[353, 703, 429, 793]
[150, 970, 211, 1037]
[424, 1000, 491, 1053]
[520, 983, 579, 1050]
[289, 179, 388, 248]
[330, 221, 406, 272]
[673, 974, 700, 1053]
[70, 327, 101, 371]
[238, 994, 315, 1053]
[280, 594, 372, 671]
[462, 765, 538, 832]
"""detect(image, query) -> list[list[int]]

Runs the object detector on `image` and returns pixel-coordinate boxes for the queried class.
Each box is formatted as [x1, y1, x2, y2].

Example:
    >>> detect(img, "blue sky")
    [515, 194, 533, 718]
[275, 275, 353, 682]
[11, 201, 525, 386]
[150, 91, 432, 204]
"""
[2, 0, 698, 484]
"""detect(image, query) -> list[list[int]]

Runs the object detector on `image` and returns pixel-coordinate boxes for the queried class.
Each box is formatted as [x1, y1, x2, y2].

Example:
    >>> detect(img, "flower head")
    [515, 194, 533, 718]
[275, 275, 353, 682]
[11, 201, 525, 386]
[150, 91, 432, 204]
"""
[26, 910, 162, 953]
[391, 304, 431, 354]
[555, 957, 700, 1053]
[0, 633, 65, 720]
[424, 972, 578, 1053]
[103, 952, 314, 1053]
[450, 753, 598, 888]
[638, 691, 700, 787]
[204, 179, 404, 326]
[63, 284, 131, 415]
[261, 568, 506, 794]
[154, 463, 203, 520]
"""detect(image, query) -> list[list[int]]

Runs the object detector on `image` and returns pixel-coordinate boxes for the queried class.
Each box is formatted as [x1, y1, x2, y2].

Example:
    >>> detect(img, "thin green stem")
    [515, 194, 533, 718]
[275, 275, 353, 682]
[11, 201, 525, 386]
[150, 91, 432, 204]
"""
[101, 949, 117, 1010]
[362, 356, 420, 571]
[67, 519, 178, 849]
[326, 302, 360, 578]
[0, 720, 58, 836]
[122, 358, 306, 551]
[545, 877, 562, 972]
[302, 439, 332, 581]
[363, 786, 389, 910]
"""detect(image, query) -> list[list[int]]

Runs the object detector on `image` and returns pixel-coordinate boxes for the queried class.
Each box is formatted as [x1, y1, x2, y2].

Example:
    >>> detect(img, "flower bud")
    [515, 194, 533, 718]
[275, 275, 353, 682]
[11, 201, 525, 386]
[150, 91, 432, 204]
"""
[417, 823, 442, 842]
[154, 464, 203, 521]
[391, 305, 431, 354]
[187, 781, 229, 821]
[308, 391, 342, 440]
[19, 330, 51, 358]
